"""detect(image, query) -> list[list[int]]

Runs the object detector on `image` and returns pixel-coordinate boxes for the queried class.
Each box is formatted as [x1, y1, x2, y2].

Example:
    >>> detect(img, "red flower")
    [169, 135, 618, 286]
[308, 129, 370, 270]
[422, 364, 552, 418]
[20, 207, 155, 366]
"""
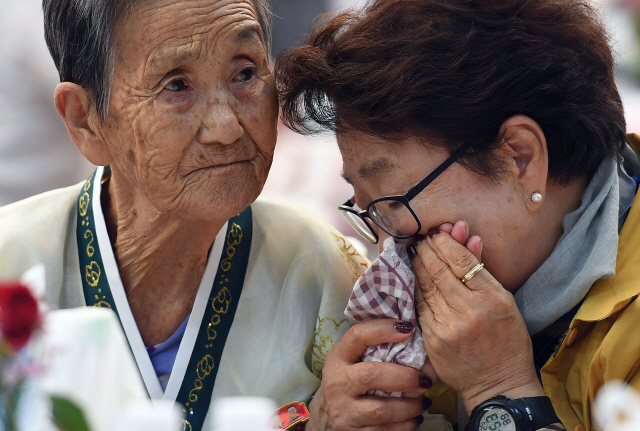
[0, 281, 39, 351]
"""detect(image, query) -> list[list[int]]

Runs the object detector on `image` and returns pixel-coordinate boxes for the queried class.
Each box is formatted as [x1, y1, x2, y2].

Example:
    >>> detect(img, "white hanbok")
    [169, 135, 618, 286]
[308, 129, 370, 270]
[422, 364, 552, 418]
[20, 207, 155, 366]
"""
[0, 178, 369, 428]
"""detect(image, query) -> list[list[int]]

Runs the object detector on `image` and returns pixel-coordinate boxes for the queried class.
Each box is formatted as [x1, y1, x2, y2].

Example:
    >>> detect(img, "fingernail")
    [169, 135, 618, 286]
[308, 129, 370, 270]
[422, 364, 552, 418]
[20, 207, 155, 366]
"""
[395, 321, 414, 333]
[407, 245, 417, 260]
[415, 415, 425, 425]
[419, 376, 432, 388]
[427, 228, 440, 238]
[422, 397, 432, 410]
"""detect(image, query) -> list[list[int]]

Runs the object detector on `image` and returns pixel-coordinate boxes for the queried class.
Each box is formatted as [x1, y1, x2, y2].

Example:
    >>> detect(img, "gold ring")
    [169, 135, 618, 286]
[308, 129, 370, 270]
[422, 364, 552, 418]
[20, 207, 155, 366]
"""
[461, 263, 484, 284]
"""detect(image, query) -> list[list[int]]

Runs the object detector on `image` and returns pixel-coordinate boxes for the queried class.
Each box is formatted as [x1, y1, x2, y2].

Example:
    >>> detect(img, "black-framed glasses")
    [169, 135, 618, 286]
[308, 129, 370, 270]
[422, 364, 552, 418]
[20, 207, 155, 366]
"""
[338, 143, 472, 243]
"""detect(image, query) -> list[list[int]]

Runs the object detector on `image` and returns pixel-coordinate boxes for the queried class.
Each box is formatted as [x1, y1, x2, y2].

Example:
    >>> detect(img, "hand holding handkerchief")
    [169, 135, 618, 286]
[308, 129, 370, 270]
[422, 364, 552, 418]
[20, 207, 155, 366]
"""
[344, 237, 427, 397]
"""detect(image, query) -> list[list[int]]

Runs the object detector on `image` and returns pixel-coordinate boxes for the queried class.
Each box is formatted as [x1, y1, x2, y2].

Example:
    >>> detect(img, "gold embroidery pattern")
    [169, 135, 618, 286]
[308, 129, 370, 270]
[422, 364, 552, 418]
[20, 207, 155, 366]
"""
[78, 192, 90, 217]
[220, 222, 242, 271]
[93, 299, 112, 309]
[207, 288, 231, 340]
[312, 316, 352, 377]
[181, 420, 192, 431]
[188, 354, 215, 402]
[331, 233, 369, 283]
[79, 172, 112, 309]
[207, 314, 221, 341]
[84, 230, 95, 257]
[212, 287, 232, 314]
[79, 177, 91, 216]
[85, 261, 101, 286]
[307, 234, 368, 376]
[183, 222, 243, 419]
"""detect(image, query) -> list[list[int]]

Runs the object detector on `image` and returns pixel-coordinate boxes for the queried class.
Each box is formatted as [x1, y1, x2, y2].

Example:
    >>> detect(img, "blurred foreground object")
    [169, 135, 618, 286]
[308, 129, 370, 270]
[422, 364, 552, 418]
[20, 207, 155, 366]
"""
[29, 307, 182, 431]
[2, 296, 182, 431]
[211, 397, 277, 431]
[594, 380, 640, 431]
[116, 400, 183, 431]
[0, 1, 93, 207]
[0, 281, 39, 352]
[0, 269, 43, 431]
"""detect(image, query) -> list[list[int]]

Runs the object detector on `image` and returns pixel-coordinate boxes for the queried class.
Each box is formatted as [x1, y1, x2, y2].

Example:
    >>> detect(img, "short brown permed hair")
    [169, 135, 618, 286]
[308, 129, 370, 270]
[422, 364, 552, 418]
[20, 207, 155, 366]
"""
[275, 0, 626, 184]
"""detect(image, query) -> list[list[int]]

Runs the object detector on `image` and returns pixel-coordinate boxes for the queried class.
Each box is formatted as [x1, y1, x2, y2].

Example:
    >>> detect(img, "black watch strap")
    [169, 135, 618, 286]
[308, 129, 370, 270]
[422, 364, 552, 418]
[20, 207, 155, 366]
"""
[512, 396, 560, 431]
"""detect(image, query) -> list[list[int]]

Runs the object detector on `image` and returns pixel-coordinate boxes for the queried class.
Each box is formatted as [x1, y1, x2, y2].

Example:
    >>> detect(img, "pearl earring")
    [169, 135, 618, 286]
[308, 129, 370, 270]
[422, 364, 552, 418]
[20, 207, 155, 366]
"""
[532, 192, 543, 203]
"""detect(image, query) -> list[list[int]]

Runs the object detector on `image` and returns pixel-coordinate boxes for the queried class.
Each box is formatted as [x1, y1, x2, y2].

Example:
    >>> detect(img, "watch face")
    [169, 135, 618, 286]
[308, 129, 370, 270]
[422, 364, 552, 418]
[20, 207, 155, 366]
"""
[478, 406, 517, 431]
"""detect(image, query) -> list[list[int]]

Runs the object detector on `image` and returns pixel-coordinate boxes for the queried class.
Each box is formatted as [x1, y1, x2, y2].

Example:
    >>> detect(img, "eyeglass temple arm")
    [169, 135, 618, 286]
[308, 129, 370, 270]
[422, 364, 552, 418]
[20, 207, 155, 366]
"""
[404, 142, 473, 201]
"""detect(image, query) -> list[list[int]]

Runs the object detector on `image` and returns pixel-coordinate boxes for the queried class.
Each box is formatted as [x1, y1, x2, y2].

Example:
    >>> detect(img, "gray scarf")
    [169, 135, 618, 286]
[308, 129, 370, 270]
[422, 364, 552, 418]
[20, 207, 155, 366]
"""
[514, 149, 638, 336]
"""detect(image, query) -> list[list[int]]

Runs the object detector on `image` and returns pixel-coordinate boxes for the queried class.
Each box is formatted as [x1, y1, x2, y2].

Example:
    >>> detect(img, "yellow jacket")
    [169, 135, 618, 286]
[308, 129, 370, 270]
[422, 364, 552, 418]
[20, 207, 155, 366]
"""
[428, 135, 640, 431]
[541, 136, 640, 431]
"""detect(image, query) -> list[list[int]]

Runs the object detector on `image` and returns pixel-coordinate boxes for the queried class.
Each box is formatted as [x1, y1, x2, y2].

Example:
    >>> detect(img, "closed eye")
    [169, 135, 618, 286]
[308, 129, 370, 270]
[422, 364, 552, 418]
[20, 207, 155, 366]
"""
[387, 200, 404, 210]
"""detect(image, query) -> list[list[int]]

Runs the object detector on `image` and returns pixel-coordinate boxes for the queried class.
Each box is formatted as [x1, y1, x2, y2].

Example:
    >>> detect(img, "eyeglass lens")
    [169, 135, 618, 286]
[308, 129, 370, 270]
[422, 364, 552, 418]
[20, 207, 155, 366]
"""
[341, 210, 378, 243]
[369, 199, 420, 238]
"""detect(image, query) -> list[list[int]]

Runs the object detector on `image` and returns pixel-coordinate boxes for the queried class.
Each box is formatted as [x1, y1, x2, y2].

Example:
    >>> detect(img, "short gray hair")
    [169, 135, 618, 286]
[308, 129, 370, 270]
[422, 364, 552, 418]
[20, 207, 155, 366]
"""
[43, 0, 272, 120]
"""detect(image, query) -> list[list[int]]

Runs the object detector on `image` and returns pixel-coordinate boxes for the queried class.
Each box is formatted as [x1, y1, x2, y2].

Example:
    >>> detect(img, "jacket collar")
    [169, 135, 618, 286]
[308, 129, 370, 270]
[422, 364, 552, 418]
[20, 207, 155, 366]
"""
[574, 134, 640, 322]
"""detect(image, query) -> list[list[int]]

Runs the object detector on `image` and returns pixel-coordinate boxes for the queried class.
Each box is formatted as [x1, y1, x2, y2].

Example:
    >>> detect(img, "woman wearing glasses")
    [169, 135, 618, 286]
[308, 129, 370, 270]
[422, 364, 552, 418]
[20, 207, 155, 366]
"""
[276, 0, 640, 430]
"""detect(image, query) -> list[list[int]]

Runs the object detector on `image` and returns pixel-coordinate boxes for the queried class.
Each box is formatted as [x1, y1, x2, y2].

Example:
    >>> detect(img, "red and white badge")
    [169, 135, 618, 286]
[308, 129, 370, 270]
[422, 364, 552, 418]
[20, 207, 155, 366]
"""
[272, 401, 310, 430]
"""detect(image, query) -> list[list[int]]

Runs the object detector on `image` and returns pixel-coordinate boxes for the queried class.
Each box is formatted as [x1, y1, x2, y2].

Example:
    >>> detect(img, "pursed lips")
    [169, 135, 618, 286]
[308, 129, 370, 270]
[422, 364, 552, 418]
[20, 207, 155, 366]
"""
[189, 158, 252, 174]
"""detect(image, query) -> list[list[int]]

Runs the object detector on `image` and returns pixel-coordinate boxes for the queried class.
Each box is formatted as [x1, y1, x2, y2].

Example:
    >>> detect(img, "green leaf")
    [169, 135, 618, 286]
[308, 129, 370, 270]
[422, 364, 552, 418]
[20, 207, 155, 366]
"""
[50, 395, 92, 431]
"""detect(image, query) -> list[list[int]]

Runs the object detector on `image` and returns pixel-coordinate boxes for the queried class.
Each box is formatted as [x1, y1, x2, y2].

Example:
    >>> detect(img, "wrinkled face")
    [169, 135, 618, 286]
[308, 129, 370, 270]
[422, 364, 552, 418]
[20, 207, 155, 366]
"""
[337, 130, 533, 291]
[99, 0, 277, 220]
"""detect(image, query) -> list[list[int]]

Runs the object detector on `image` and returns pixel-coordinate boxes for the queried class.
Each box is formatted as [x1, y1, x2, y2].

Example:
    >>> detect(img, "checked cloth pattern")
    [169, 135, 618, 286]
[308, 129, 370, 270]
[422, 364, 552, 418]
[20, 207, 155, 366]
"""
[345, 237, 427, 397]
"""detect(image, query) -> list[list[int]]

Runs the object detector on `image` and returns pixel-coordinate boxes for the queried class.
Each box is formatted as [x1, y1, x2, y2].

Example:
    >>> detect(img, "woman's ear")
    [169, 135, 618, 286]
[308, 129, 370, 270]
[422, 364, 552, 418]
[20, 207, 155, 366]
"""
[54, 82, 113, 166]
[498, 115, 548, 214]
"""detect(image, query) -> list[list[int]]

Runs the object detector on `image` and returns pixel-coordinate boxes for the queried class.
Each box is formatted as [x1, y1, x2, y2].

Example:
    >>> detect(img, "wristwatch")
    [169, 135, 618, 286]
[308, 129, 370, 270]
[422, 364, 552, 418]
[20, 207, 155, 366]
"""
[466, 395, 560, 431]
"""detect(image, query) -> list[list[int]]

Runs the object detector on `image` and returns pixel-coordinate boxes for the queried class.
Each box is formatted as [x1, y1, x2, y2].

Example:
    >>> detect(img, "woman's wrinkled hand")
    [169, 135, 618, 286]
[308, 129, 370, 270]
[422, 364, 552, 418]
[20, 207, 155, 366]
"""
[411, 221, 544, 414]
[306, 318, 433, 431]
